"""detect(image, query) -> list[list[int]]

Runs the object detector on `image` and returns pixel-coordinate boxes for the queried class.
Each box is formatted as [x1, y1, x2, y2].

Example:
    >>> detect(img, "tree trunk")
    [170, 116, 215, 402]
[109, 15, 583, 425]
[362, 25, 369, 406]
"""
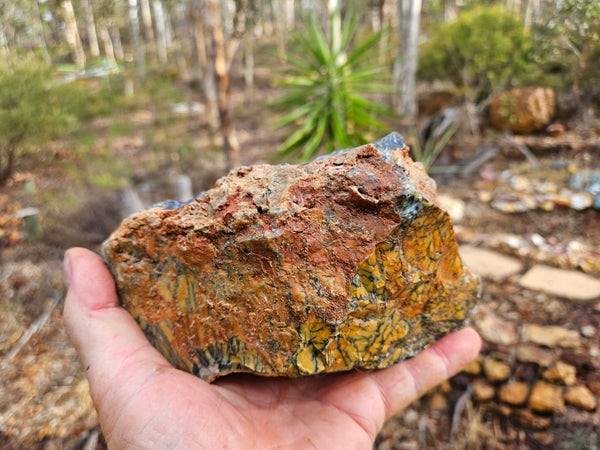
[327, 0, 345, 65]
[506, 0, 522, 14]
[98, 21, 117, 66]
[208, 0, 240, 170]
[444, 0, 458, 22]
[189, 0, 219, 130]
[112, 24, 125, 61]
[224, 0, 248, 72]
[524, 0, 541, 29]
[0, 144, 16, 187]
[33, 0, 52, 64]
[128, 0, 146, 79]
[272, 0, 286, 55]
[61, 0, 86, 70]
[0, 27, 9, 63]
[395, 0, 421, 118]
[81, 0, 100, 57]
[243, 31, 254, 95]
[140, 0, 156, 59]
[152, 0, 168, 64]
[283, 0, 295, 28]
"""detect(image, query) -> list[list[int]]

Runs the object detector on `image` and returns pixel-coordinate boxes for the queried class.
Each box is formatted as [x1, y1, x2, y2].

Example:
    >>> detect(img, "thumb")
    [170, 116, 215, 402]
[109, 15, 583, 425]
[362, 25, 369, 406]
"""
[62, 247, 172, 419]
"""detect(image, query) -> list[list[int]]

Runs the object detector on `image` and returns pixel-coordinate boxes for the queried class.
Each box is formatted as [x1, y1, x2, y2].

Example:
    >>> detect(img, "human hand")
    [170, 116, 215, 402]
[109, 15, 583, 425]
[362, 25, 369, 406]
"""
[63, 247, 481, 449]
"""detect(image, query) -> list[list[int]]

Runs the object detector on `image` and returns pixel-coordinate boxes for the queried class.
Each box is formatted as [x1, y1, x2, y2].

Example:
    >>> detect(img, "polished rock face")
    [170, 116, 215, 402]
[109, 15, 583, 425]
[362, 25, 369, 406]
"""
[102, 133, 480, 382]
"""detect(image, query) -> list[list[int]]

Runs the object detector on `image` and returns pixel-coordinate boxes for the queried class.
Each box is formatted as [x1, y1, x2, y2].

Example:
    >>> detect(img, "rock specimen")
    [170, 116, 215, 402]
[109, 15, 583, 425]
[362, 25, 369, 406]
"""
[102, 133, 480, 382]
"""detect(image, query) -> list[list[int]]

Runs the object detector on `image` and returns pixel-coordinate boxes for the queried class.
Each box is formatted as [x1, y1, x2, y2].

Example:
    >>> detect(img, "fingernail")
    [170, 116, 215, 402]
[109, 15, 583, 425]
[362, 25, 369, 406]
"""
[63, 251, 72, 287]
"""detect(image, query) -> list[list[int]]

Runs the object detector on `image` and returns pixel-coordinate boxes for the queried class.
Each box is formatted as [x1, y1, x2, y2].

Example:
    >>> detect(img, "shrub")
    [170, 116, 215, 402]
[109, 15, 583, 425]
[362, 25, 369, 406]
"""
[419, 6, 536, 103]
[0, 62, 74, 185]
[532, 0, 600, 107]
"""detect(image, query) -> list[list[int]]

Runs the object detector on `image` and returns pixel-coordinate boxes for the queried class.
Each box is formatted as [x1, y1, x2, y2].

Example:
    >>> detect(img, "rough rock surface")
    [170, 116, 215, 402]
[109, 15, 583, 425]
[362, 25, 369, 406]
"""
[489, 87, 555, 134]
[102, 133, 480, 382]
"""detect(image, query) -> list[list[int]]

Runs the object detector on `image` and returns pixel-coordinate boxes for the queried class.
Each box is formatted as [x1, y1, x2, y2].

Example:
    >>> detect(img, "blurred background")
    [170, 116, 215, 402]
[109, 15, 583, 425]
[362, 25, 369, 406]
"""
[0, 0, 599, 448]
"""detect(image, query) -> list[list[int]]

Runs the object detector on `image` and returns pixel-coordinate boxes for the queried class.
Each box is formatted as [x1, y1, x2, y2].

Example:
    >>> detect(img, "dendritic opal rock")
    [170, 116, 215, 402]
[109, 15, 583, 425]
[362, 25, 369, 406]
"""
[102, 133, 480, 382]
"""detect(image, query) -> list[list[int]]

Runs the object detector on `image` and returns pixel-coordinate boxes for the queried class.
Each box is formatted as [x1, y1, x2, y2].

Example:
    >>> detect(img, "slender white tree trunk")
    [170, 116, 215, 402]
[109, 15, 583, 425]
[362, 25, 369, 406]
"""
[152, 0, 168, 63]
[328, 0, 341, 51]
[81, 0, 100, 57]
[61, 0, 86, 70]
[207, 0, 240, 170]
[0, 27, 9, 63]
[395, 0, 421, 118]
[112, 24, 125, 61]
[243, 30, 254, 94]
[444, 0, 458, 22]
[140, 0, 156, 58]
[189, 0, 219, 130]
[128, 0, 146, 78]
[524, 0, 540, 29]
[98, 21, 117, 66]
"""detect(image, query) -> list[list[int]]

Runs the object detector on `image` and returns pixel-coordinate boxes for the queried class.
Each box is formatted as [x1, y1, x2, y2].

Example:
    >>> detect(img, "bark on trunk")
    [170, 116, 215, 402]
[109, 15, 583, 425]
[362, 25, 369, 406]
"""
[208, 0, 240, 170]
[189, 0, 219, 130]
[0, 144, 16, 187]
[152, 0, 168, 64]
[33, 0, 52, 64]
[81, 0, 100, 57]
[395, 0, 421, 118]
[61, 0, 86, 70]
[112, 25, 125, 60]
[140, 0, 156, 58]
[524, 0, 540, 30]
[0, 28, 9, 63]
[98, 21, 117, 66]
[128, 0, 146, 79]
[243, 31, 254, 94]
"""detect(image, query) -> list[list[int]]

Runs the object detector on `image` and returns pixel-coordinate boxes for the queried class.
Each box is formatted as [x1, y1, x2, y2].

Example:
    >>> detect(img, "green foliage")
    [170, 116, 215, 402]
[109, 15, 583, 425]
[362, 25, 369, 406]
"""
[533, 0, 600, 97]
[274, 13, 392, 161]
[409, 123, 457, 173]
[0, 62, 74, 185]
[53, 79, 124, 122]
[419, 6, 535, 102]
[0, 59, 129, 184]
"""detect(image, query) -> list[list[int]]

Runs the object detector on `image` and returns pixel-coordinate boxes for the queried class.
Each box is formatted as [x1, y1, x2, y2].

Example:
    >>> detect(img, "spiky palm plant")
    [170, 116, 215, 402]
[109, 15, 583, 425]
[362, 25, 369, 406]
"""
[275, 13, 392, 161]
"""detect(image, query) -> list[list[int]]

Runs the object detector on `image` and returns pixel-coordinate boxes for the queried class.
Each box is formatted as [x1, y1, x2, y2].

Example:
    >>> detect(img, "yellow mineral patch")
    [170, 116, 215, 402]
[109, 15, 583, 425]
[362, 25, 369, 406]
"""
[176, 275, 189, 313]
[296, 346, 324, 374]
[157, 277, 174, 303]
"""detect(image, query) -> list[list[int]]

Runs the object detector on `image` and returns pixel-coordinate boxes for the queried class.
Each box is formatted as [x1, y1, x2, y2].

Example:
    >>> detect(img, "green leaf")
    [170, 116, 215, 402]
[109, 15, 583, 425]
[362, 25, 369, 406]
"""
[273, 8, 396, 161]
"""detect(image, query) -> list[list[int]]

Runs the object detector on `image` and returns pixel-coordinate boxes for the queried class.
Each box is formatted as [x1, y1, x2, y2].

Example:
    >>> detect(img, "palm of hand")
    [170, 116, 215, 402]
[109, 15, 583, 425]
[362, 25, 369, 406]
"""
[107, 363, 388, 448]
[63, 248, 480, 449]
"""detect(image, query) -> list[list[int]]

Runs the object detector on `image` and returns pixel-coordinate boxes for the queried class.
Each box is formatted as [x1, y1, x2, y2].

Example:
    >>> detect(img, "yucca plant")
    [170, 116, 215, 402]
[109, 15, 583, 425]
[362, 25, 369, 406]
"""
[409, 122, 458, 173]
[274, 13, 392, 161]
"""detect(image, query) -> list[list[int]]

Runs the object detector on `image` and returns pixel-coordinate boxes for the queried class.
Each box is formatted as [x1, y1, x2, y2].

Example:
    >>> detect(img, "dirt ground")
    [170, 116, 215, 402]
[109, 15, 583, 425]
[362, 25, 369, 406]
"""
[0, 78, 599, 449]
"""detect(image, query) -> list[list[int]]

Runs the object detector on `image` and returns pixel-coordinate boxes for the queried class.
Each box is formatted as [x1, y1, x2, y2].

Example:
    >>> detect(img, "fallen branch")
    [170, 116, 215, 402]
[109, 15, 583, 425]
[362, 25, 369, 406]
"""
[461, 146, 500, 175]
[8, 292, 60, 360]
[81, 425, 101, 450]
[502, 132, 541, 169]
[514, 135, 600, 152]
[450, 384, 474, 440]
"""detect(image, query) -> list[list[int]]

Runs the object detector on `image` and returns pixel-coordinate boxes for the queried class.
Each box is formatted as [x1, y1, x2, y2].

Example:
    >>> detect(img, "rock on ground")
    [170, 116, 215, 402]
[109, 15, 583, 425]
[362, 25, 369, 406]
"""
[528, 381, 565, 414]
[499, 382, 530, 406]
[459, 246, 523, 282]
[489, 87, 555, 134]
[519, 264, 600, 301]
[522, 324, 581, 349]
[564, 385, 598, 411]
